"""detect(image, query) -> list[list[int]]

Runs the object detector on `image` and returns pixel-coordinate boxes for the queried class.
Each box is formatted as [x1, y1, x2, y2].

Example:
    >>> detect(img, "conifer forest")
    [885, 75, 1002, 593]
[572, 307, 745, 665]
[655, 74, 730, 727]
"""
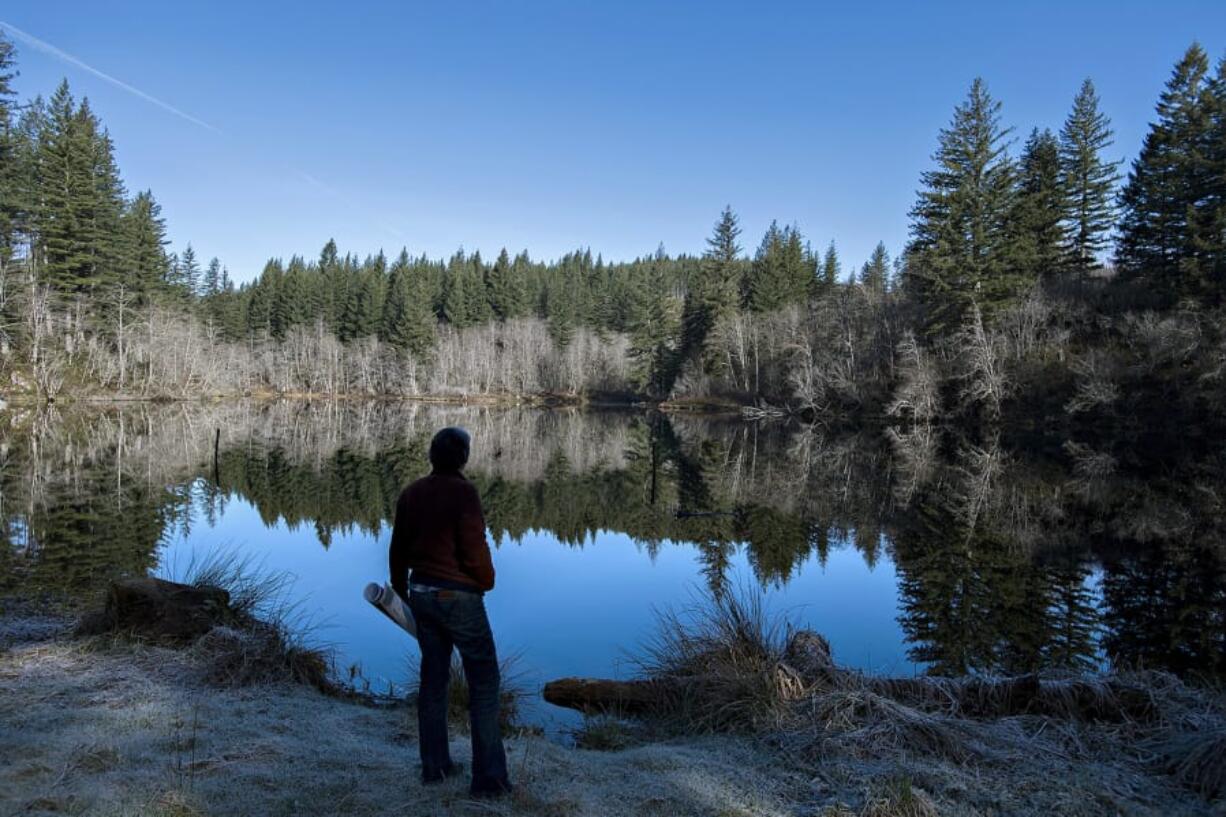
[0, 32, 1223, 431]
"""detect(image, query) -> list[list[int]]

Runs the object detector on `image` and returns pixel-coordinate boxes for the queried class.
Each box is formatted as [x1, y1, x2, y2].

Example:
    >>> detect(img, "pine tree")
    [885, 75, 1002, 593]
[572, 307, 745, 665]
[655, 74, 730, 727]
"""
[120, 190, 169, 304]
[746, 221, 787, 312]
[860, 242, 890, 293]
[1208, 56, 1226, 297]
[0, 32, 19, 268]
[822, 242, 841, 289]
[905, 78, 1019, 336]
[464, 250, 493, 323]
[781, 225, 814, 303]
[178, 244, 200, 297]
[442, 250, 469, 327]
[1059, 79, 1121, 277]
[381, 249, 436, 357]
[486, 247, 525, 320]
[627, 257, 682, 395]
[700, 206, 742, 317]
[80, 107, 126, 290]
[203, 257, 222, 296]
[1118, 44, 1217, 300]
[37, 81, 95, 292]
[1013, 128, 1067, 280]
[684, 206, 742, 368]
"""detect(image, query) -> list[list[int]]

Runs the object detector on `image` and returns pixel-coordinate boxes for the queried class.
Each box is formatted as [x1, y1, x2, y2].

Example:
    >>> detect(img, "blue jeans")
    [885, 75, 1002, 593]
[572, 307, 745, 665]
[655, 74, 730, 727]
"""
[408, 589, 510, 794]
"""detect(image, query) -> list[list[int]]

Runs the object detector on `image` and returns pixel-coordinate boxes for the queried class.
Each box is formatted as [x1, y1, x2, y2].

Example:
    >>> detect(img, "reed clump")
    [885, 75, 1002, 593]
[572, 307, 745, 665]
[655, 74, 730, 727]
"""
[168, 549, 336, 693]
[634, 588, 1226, 807]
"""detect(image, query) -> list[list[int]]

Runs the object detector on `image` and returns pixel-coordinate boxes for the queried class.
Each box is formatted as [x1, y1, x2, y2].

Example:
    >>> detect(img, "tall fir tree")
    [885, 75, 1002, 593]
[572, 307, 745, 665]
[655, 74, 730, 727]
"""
[1013, 128, 1067, 280]
[905, 78, 1020, 336]
[120, 190, 169, 304]
[860, 242, 890, 294]
[37, 81, 96, 292]
[1117, 44, 1218, 301]
[381, 249, 437, 356]
[0, 33, 18, 268]
[178, 243, 200, 297]
[486, 247, 526, 320]
[822, 242, 841, 288]
[746, 221, 787, 312]
[1059, 78, 1121, 277]
[442, 250, 470, 327]
[684, 206, 742, 369]
[781, 225, 813, 303]
[203, 257, 222, 296]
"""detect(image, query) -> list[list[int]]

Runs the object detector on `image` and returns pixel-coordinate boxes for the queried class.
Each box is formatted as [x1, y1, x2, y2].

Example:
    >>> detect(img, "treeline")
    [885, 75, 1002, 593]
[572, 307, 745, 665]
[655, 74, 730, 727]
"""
[1, 34, 1225, 410]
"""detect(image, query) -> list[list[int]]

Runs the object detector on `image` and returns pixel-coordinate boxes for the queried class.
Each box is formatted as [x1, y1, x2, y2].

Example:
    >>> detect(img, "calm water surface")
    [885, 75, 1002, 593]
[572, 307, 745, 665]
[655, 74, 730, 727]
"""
[3, 401, 1222, 728]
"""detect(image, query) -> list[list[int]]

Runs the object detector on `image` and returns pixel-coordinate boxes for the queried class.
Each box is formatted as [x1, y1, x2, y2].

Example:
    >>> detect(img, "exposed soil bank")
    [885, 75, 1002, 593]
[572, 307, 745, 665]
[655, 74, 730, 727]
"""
[1, 613, 1222, 817]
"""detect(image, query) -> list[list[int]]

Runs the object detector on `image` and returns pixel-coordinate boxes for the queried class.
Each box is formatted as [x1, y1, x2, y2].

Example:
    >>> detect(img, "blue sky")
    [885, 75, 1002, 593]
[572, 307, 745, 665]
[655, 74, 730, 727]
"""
[2, 1, 1224, 282]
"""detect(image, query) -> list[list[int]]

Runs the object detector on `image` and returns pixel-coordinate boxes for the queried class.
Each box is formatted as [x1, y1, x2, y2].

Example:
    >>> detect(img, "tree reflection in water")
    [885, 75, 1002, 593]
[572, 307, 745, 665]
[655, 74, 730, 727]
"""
[2, 400, 1222, 678]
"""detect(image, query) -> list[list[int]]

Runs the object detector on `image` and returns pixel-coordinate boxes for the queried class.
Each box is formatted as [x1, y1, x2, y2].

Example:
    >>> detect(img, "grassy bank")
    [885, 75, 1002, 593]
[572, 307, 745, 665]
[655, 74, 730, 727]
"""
[4, 595, 1225, 817]
[0, 612, 799, 817]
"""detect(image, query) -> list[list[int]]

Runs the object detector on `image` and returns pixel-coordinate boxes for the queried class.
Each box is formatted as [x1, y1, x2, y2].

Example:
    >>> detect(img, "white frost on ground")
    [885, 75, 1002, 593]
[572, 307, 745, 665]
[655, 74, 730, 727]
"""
[0, 627, 800, 817]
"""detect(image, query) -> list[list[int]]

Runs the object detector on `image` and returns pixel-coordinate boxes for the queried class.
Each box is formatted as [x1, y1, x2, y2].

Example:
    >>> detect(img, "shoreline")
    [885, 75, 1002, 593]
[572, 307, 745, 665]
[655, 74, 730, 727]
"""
[0, 388, 764, 417]
[2, 609, 1221, 817]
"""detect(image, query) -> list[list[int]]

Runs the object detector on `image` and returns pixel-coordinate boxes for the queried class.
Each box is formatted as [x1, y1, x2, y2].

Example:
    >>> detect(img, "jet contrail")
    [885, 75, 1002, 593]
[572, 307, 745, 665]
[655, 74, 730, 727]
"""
[0, 19, 222, 134]
[0, 20, 406, 242]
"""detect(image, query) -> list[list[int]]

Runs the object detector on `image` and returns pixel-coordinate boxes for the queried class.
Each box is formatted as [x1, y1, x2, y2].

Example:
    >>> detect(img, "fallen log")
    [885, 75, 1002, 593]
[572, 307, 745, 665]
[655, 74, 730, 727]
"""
[543, 630, 1156, 723]
[543, 677, 671, 714]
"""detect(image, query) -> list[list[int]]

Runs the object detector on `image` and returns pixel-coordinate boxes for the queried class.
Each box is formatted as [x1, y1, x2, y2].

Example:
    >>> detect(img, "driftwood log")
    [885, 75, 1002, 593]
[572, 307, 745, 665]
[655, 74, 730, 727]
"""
[543, 629, 1156, 723]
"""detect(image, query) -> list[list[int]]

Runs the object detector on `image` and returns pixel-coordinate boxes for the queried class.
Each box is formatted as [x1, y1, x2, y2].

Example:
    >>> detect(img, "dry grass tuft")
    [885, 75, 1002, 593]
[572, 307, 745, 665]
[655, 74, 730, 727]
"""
[573, 714, 639, 751]
[1151, 726, 1226, 799]
[405, 652, 527, 735]
[860, 777, 939, 817]
[635, 589, 797, 732]
[164, 548, 337, 693]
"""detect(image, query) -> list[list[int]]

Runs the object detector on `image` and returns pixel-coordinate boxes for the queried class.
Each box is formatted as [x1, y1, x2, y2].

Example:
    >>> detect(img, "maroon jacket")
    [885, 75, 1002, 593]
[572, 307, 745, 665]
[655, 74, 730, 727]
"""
[389, 470, 495, 597]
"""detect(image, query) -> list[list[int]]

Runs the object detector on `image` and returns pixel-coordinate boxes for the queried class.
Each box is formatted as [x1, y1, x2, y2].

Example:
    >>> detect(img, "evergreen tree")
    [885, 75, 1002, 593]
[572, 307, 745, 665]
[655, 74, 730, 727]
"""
[684, 206, 742, 369]
[203, 257, 222, 296]
[464, 250, 493, 323]
[781, 225, 814, 303]
[1117, 44, 1218, 300]
[628, 257, 682, 396]
[822, 241, 841, 289]
[442, 250, 471, 327]
[486, 247, 526, 320]
[339, 252, 386, 340]
[120, 190, 169, 304]
[905, 78, 1020, 336]
[1208, 56, 1226, 296]
[37, 81, 96, 292]
[381, 249, 436, 357]
[178, 243, 200, 297]
[318, 239, 343, 329]
[1013, 128, 1067, 280]
[0, 33, 19, 268]
[860, 242, 890, 294]
[746, 221, 788, 312]
[1059, 78, 1121, 277]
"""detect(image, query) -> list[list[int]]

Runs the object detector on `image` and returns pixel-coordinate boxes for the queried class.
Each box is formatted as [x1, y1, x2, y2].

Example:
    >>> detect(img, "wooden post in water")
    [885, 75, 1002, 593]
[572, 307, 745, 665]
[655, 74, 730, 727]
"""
[213, 428, 220, 484]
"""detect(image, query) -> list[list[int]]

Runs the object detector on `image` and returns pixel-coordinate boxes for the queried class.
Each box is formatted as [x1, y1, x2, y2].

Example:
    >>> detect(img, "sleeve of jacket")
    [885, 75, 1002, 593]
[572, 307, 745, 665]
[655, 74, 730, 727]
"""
[455, 482, 496, 591]
[388, 491, 413, 602]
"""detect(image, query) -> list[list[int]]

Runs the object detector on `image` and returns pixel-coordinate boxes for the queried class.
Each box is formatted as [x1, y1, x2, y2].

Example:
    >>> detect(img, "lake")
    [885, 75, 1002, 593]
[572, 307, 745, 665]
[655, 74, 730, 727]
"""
[2, 400, 1222, 730]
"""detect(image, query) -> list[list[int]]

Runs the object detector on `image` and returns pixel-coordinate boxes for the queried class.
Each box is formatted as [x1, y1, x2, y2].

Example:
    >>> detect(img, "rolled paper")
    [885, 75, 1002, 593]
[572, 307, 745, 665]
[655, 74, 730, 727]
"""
[363, 581, 417, 639]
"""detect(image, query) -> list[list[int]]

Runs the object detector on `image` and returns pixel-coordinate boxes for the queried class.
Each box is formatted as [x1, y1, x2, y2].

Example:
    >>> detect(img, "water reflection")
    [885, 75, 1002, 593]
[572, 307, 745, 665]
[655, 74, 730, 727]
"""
[1, 401, 1223, 683]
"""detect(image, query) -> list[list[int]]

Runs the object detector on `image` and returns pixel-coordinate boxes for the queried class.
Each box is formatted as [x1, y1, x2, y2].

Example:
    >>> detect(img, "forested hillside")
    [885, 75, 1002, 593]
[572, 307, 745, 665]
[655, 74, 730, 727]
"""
[0, 34, 1223, 427]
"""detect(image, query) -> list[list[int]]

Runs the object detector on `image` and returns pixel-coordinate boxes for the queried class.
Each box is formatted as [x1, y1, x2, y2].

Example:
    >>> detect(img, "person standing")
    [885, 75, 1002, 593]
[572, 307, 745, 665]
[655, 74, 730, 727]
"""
[389, 427, 512, 797]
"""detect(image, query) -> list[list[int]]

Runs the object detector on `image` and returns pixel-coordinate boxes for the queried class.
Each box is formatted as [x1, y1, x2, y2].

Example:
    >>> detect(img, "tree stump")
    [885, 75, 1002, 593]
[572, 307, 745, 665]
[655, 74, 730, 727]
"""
[78, 577, 231, 644]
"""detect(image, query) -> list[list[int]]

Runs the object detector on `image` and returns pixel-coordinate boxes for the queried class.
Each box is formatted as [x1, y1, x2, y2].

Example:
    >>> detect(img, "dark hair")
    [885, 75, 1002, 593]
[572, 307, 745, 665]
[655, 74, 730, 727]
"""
[429, 427, 471, 472]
